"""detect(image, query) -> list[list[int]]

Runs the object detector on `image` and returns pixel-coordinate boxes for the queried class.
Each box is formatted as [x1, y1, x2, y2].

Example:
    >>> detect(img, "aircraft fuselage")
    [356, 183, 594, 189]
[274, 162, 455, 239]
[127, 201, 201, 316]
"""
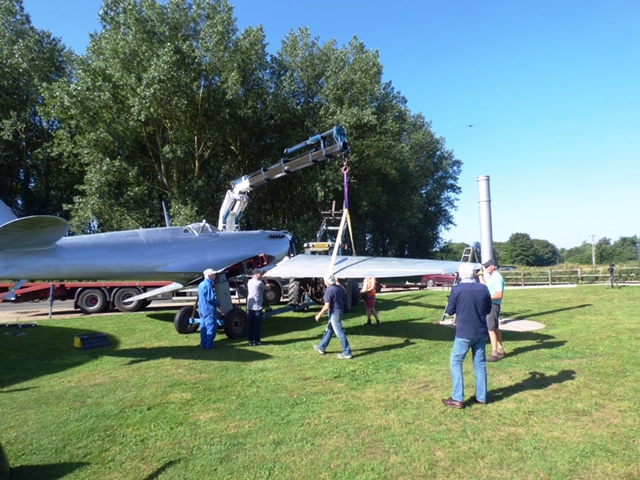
[0, 222, 290, 283]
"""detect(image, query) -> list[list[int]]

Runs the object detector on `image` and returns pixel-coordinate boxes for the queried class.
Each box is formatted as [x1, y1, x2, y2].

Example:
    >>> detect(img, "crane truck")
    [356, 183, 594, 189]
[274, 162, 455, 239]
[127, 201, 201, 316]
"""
[171, 126, 352, 337]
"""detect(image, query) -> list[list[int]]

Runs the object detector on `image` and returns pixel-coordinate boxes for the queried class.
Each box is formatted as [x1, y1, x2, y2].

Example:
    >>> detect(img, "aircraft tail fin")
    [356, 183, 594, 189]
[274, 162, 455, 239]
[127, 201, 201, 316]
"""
[0, 216, 69, 251]
[0, 200, 18, 226]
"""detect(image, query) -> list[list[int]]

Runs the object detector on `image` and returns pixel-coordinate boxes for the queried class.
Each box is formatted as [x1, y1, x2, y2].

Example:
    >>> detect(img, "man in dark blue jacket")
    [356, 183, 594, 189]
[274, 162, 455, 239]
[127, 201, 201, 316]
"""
[442, 263, 492, 408]
[198, 268, 221, 350]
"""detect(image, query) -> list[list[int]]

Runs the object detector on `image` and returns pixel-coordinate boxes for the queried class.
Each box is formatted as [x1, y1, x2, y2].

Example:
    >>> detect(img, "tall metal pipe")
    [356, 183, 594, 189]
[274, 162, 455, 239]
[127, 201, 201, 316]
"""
[477, 175, 494, 263]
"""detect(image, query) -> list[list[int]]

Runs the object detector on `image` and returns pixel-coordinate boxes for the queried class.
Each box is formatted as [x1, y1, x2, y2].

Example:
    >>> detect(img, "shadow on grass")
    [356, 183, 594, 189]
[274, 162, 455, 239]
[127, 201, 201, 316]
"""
[507, 339, 567, 357]
[145, 459, 182, 480]
[354, 338, 416, 357]
[490, 369, 577, 403]
[505, 303, 592, 320]
[0, 325, 120, 389]
[9, 461, 89, 479]
[106, 344, 272, 365]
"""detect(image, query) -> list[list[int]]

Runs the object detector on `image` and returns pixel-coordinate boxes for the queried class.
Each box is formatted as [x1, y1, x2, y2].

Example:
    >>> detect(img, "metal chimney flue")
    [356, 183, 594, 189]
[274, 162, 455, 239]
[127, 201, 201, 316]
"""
[477, 175, 494, 264]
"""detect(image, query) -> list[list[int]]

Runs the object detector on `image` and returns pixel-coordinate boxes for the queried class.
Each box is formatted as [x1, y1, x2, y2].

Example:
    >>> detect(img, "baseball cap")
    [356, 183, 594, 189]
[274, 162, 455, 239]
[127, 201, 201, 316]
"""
[203, 268, 216, 276]
[482, 259, 497, 268]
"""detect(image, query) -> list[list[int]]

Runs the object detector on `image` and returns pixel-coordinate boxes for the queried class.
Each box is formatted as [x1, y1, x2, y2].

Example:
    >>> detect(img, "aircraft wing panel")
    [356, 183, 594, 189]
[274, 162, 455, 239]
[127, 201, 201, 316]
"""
[265, 255, 477, 279]
[0, 216, 69, 251]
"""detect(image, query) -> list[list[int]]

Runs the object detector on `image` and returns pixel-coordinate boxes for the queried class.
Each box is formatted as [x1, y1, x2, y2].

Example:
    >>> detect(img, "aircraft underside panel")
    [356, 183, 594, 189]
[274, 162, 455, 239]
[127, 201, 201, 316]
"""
[266, 255, 478, 280]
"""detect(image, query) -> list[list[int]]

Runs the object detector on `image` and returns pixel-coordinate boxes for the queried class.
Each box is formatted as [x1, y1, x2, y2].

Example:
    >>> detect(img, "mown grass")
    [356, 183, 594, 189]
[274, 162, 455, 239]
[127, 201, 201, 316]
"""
[1, 285, 639, 479]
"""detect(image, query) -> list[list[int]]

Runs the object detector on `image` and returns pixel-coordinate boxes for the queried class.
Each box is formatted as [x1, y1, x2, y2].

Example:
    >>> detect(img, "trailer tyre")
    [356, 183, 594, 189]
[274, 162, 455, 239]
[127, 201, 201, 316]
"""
[174, 306, 199, 334]
[77, 288, 108, 314]
[288, 279, 301, 304]
[264, 280, 282, 305]
[223, 307, 247, 339]
[113, 287, 145, 312]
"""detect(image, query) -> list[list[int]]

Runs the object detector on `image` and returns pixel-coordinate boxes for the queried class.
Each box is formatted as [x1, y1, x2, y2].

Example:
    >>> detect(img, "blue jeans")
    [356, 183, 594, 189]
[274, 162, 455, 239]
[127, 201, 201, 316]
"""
[450, 336, 488, 403]
[319, 313, 352, 356]
[200, 315, 218, 349]
[247, 309, 263, 342]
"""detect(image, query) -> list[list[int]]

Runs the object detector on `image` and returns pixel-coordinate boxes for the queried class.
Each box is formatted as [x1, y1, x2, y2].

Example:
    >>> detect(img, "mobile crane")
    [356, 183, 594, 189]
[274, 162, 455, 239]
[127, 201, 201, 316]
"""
[218, 126, 349, 232]
[172, 126, 351, 337]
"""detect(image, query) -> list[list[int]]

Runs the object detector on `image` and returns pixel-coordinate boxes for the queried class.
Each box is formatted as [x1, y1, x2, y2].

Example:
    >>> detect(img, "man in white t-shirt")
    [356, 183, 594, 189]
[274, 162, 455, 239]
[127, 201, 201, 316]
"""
[478, 259, 505, 362]
[247, 270, 268, 346]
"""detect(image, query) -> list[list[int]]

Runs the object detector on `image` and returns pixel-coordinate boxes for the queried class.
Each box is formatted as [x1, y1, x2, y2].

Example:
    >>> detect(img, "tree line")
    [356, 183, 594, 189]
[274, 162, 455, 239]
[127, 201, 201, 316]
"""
[436, 234, 640, 267]
[0, 0, 462, 258]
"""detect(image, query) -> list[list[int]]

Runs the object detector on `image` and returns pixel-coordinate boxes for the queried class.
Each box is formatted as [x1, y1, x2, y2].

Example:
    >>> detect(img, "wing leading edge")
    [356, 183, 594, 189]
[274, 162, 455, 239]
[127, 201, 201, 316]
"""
[265, 255, 478, 279]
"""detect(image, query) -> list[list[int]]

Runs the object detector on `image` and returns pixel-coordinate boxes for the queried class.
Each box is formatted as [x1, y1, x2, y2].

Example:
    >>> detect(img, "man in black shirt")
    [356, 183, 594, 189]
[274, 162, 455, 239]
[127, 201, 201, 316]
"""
[442, 263, 492, 408]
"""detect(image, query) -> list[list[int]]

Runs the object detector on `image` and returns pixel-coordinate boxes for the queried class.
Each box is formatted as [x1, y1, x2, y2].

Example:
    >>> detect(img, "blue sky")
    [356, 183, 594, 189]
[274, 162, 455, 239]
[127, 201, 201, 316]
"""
[22, 0, 640, 249]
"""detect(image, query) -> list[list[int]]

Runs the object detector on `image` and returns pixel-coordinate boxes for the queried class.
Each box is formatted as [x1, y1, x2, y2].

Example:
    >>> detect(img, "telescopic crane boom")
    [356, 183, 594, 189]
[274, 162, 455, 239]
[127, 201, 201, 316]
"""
[218, 126, 349, 231]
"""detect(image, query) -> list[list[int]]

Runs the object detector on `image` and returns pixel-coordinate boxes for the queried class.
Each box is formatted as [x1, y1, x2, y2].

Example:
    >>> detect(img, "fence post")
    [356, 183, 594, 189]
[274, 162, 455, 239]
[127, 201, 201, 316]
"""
[548, 270, 552, 285]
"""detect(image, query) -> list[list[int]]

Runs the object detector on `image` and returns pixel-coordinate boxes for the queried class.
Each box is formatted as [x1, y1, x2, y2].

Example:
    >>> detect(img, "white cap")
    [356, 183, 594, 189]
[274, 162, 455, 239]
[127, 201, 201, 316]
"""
[203, 268, 216, 276]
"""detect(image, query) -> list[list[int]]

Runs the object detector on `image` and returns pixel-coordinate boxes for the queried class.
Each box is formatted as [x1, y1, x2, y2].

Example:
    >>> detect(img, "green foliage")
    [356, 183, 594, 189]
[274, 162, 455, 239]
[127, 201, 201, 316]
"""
[496, 234, 560, 267]
[562, 236, 639, 265]
[500, 233, 537, 266]
[532, 238, 560, 266]
[561, 242, 592, 264]
[434, 241, 470, 261]
[39, 1, 462, 256]
[0, 0, 79, 217]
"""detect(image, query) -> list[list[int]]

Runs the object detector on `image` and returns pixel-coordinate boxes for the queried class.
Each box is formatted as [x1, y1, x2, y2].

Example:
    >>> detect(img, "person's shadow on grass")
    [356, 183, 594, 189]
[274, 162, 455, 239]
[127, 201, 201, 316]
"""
[489, 369, 577, 403]
[504, 339, 567, 358]
[353, 338, 416, 358]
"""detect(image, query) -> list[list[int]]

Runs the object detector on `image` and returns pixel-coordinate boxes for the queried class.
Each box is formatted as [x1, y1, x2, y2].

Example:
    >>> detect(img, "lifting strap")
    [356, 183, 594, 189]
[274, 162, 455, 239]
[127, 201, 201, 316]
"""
[328, 154, 356, 275]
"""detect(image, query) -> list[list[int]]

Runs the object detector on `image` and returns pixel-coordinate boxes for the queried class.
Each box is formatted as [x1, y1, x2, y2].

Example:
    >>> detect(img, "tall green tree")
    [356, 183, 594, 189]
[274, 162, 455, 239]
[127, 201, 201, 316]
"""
[0, 0, 78, 216]
[500, 232, 536, 266]
[49, 0, 274, 232]
[562, 242, 592, 264]
[532, 238, 560, 266]
[609, 236, 639, 263]
[46, 0, 462, 257]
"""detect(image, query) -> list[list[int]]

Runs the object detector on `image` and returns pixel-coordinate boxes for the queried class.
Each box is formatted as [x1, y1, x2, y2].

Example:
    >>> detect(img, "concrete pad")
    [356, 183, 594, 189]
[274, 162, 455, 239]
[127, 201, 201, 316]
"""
[439, 317, 545, 332]
[499, 318, 546, 332]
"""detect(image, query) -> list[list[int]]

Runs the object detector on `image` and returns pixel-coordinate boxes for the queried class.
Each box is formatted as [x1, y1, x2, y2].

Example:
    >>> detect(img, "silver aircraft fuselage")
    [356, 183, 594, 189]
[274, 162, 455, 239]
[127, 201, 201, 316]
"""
[0, 220, 291, 283]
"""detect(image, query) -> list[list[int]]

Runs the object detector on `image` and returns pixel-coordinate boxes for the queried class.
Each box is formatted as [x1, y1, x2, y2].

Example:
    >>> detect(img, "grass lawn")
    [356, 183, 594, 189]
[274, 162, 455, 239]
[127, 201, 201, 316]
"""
[1, 285, 639, 479]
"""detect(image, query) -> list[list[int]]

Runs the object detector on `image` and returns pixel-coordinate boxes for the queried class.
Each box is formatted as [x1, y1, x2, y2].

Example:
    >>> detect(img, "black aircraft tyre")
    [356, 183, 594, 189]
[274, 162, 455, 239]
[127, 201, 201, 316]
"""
[113, 287, 145, 312]
[223, 307, 247, 339]
[264, 280, 282, 305]
[174, 306, 199, 334]
[77, 288, 108, 314]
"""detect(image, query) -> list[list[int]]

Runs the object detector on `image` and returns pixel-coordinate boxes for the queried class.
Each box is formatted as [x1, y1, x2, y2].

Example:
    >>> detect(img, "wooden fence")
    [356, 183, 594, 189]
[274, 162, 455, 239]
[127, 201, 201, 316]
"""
[501, 267, 638, 287]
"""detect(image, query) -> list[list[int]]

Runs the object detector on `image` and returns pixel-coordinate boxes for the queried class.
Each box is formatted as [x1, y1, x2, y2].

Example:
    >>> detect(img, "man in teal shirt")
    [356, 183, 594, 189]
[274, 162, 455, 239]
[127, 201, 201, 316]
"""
[479, 260, 505, 362]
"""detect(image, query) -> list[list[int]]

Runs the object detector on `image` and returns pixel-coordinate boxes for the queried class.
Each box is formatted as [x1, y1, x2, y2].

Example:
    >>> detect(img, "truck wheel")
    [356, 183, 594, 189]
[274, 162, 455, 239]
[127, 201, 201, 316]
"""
[223, 307, 247, 339]
[174, 306, 199, 334]
[113, 287, 144, 312]
[264, 280, 282, 305]
[351, 284, 360, 306]
[288, 279, 301, 304]
[77, 288, 108, 314]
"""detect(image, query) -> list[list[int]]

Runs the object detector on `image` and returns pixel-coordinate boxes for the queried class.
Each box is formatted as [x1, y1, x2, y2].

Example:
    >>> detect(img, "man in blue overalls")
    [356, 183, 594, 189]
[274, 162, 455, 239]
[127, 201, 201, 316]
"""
[198, 268, 221, 350]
